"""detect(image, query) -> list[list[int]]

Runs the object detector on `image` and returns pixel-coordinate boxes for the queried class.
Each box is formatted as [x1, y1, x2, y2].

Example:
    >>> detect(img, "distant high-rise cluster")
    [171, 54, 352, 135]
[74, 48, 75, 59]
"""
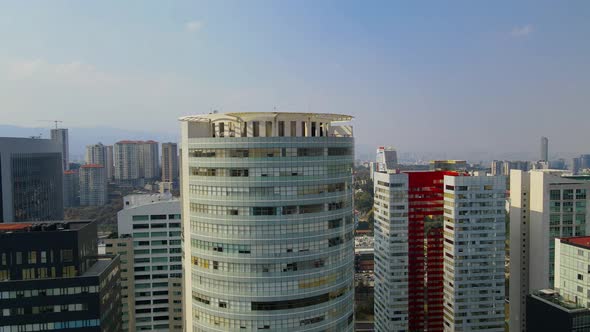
[491, 160, 530, 175]
[572, 154, 590, 175]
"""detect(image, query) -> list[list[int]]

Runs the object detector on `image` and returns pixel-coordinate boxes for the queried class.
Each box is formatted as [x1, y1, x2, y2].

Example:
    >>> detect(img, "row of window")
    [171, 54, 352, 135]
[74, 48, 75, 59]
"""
[211, 120, 334, 138]
[134, 248, 181, 255]
[191, 234, 352, 255]
[134, 273, 182, 280]
[0, 249, 74, 266]
[191, 251, 351, 273]
[2, 303, 88, 316]
[192, 285, 350, 312]
[132, 239, 181, 246]
[550, 189, 587, 200]
[189, 183, 348, 197]
[189, 201, 349, 216]
[189, 216, 353, 236]
[0, 320, 100, 332]
[191, 165, 351, 177]
[192, 309, 353, 330]
[0, 285, 98, 300]
[132, 214, 181, 221]
[189, 147, 352, 158]
[192, 271, 351, 295]
[133, 256, 182, 264]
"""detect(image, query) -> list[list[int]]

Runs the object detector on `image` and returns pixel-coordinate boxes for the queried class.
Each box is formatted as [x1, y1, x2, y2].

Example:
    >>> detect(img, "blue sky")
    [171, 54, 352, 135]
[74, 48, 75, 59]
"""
[0, 1, 589, 156]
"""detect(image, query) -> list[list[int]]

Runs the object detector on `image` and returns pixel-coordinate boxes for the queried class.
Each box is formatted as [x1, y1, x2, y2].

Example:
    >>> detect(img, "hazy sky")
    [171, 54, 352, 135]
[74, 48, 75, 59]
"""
[1, 1, 589, 156]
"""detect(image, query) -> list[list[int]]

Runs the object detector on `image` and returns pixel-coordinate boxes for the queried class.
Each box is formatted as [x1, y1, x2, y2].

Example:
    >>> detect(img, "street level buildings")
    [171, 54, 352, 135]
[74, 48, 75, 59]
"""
[180, 112, 356, 331]
[105, 193, 183, 332]
[0, 137, 64, 223]
[0, 221, 121, 332]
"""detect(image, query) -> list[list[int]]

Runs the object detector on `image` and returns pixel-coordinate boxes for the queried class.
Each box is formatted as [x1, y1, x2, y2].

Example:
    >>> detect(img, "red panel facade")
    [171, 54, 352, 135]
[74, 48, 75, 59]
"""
[406, 171, 456, 332]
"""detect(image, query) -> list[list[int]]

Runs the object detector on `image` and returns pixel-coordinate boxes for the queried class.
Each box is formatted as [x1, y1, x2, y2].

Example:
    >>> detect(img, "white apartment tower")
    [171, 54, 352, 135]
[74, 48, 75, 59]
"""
[79, 164, 108, 206]
[442, 175, 506, 331]
[88, 143, 115, 181]
[106, 145, 114, 180]
[114, 141, 141, 184]
[373, 172, 410, 331]
[106, 193, 183, 332]
[180, 112, 355, 331]
[161, 142, 179, 183]
[139, 141, 159, 180]
[509, 170, 590, 332]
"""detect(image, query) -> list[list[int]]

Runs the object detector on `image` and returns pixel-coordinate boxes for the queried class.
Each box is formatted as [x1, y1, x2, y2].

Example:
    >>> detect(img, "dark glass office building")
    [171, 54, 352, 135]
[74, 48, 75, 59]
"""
[0, 137, 64, 223]
[527, 290, 590, 332]
[0, 221, 121, 332]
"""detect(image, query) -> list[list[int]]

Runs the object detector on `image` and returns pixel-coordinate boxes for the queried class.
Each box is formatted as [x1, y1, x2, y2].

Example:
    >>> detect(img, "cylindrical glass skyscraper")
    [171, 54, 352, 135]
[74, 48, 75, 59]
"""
[180, 112, 355, 331]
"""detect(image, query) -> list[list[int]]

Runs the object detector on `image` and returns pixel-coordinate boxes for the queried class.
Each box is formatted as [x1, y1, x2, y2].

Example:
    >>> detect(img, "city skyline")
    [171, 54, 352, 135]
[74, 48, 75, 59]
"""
[1, 1, 590, 154]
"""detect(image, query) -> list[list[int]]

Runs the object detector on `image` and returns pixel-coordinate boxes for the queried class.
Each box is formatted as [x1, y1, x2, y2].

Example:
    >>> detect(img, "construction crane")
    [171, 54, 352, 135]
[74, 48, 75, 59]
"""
[38, 120, 63, 129]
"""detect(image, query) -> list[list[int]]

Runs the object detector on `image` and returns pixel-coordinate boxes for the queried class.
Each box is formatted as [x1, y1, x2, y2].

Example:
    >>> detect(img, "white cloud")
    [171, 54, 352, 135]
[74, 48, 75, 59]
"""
[511, 24, 533, 37]
[185, 20, 204, 33]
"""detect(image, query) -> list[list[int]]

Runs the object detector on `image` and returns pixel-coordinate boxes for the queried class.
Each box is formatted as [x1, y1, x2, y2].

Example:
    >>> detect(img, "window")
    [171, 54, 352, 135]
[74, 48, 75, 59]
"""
[133, 215, 149, 221]
[28, 251, 37, 264]
[62, 249, 73, 263]
[151, 215, 167, 220]
[550, 190, 561, 200]
[278, 121, 285, 136]
[253, 121, 260, 137]
[290, 121, 297, 137]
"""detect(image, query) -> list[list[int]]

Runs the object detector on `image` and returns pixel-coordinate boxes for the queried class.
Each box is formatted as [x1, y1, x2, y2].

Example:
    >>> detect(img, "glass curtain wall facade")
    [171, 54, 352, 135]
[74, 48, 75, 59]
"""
[181, 112, 355, 331]
[11, 153, 63, 222]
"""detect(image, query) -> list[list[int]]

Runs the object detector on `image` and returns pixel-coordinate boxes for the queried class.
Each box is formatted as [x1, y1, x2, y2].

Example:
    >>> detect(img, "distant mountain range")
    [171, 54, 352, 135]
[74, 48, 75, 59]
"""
[0, 125, 178, 161]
